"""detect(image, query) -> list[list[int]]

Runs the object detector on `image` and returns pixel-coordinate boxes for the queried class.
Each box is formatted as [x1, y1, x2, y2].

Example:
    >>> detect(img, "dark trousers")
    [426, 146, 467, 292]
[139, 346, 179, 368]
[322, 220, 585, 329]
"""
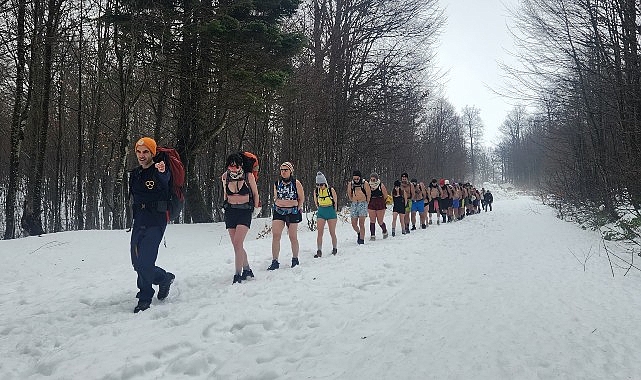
[130, 225, 168, 302]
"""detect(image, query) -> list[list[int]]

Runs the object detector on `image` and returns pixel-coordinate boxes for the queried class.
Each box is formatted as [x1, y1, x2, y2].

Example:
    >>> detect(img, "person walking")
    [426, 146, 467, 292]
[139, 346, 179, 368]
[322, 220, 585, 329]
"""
[129, 137, 175, 313]
[427, 179, 441, 225]
[391, 180, 408, 236]
[400, 173, 412, 233]
[410, 178, 427, 229]
[367, 173, 389, 240]
[348, 170, 371, 244]
[268, 162, 305, 270]
[484, 189, 494, 211]
[313, 171, 338, 257]
[222, 153, 260, 284]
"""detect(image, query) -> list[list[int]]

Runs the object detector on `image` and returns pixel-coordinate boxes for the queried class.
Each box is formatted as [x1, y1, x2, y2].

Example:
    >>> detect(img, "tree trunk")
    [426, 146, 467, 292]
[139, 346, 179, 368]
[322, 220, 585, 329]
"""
[4, 0, 27, 240]
[75, 6, 84, 230]
[22, 0, 63, 236]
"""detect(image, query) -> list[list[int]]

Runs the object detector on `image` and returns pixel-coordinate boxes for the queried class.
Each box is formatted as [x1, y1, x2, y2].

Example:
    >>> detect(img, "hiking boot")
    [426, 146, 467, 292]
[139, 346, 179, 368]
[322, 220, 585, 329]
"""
[267, 260, 280, 270]
[314, 250, 322, 258]
[383, 231, 389, 239]
[357, 238, 365, 244]
[370, 235, 376, 241]
[157, 272, 175, 300]
[421, 224, 426, 229]
[241, 269, 254, 280]
[331, 248, 337, 255]
[391, 230, 396, 237]
[411, 225, 416, 230]
[233, 274, 242, 284]
[291, 257, 299, 268]
[134, 300, 151, 313]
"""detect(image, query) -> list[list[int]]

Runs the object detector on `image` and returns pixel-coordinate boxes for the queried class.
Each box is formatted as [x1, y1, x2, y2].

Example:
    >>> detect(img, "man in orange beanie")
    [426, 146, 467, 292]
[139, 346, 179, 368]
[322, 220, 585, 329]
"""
[135, 137, 157, 156]
[129, 136, 175, 313]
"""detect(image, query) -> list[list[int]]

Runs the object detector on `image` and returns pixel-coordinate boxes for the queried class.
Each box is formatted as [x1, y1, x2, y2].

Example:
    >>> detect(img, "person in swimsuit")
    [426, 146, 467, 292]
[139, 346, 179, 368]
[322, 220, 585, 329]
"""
[313, 171, 338, 257]
[391, 180, 408, 236]
[268, 161, 305, 270]
[222, 153, 260, 284]
[348, 170, 371, 244]
[367, 172, 389, 240]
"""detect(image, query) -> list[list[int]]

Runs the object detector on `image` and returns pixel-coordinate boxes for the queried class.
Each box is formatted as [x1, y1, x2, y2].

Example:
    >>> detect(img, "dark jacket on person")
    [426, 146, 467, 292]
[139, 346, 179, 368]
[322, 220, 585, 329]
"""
[484, 191, 493, 204]
[130, 165, 171, 227]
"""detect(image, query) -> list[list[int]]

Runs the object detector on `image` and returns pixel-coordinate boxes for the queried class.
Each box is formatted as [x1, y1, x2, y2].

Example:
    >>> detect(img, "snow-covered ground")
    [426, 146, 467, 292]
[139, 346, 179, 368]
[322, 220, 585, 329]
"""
[2, 189, 641, 380]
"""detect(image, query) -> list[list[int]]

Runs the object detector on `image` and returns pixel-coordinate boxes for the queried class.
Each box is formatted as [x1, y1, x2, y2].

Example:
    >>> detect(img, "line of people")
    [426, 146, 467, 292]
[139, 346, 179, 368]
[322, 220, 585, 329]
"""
[221, 160, 495, 286]
[127, 137, 494, 312]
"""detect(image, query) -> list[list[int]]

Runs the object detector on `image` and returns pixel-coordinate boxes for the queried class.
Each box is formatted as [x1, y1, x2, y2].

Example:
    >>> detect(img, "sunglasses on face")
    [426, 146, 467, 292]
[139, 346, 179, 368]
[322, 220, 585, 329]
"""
[280, 168, 290, 172]
[316, 183, 325, 187]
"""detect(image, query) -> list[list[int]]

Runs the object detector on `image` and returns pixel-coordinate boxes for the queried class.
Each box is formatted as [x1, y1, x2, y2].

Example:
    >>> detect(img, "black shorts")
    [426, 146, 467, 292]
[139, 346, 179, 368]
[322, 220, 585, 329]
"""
[225, 207, 252, 229]
[428, 199, 439, 213]
[438, 198, 451, 211]
[393, 203, 405, 214]
[273, 210, 302, 224]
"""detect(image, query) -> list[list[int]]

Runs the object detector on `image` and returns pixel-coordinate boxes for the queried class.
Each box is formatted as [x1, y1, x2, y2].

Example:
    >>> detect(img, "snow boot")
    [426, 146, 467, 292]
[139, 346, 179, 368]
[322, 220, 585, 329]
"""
[241, 268, 254, 280]
[233, 274, 242, 284]
[331, 248, 337, 255]
[134, 300, 151, 313]
[291, 257, 299, 268]
[267, 260, 280, 270]
[157, 272, 175, 301]
[314, 250, 322, 258]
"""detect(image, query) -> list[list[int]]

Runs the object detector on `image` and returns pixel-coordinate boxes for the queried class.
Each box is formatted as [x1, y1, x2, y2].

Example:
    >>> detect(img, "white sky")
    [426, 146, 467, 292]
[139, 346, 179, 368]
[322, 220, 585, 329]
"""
[2, 188, 641, 378]
[436, 0, 519, 147]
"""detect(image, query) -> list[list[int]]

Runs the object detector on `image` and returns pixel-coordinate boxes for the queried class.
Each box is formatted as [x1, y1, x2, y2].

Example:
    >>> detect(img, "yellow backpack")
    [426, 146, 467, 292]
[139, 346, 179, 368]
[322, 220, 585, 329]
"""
[315, 186, 335, 207]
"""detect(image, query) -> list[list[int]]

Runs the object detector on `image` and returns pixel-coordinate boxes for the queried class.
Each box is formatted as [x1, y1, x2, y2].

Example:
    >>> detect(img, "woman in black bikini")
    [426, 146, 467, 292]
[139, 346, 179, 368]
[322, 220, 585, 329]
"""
[222, 153, 260, 284]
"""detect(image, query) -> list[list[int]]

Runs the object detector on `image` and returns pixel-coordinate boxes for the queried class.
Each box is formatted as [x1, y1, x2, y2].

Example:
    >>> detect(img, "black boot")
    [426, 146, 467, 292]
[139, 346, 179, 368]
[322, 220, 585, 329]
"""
[157, 272, 175, 300]
[241, 268, 254, 280]
[134, 300, 151, 313]
[267, 260, 280, 270]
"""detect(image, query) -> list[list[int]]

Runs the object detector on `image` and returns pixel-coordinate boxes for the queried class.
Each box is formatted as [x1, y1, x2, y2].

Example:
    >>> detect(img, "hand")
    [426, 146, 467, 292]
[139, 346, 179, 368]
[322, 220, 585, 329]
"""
[155, 161, 166, 173]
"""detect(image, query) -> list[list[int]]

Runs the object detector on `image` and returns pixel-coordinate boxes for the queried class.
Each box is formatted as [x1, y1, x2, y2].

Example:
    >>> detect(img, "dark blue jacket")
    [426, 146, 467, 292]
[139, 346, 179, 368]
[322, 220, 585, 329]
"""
[130, 165, 171, 227]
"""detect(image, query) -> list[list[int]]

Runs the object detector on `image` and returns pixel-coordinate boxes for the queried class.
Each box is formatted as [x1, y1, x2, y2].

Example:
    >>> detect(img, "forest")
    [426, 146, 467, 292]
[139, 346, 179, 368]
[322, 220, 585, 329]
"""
[1, 0, 640, 241]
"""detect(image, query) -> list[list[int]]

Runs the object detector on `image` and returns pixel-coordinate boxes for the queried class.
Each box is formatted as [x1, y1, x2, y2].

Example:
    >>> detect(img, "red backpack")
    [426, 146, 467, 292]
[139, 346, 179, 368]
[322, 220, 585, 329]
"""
[240, 151, 259, 181]
[156, 147, 185, 221]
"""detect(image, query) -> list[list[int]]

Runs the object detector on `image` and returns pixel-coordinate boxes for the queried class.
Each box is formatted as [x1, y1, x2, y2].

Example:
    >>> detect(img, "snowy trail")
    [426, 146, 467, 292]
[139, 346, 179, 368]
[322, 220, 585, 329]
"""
[2, 193, 641, 379]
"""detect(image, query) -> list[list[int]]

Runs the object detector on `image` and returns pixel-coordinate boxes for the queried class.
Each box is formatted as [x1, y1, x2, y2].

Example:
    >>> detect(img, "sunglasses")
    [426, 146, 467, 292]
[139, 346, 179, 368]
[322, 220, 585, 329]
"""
[280, 168, 290, 172]
[316, 183, 326, 187]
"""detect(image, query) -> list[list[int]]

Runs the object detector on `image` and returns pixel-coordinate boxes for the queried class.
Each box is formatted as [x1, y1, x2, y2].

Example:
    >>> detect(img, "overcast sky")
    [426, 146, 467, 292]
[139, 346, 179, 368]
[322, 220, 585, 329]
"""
[436, 0, 519, 147]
